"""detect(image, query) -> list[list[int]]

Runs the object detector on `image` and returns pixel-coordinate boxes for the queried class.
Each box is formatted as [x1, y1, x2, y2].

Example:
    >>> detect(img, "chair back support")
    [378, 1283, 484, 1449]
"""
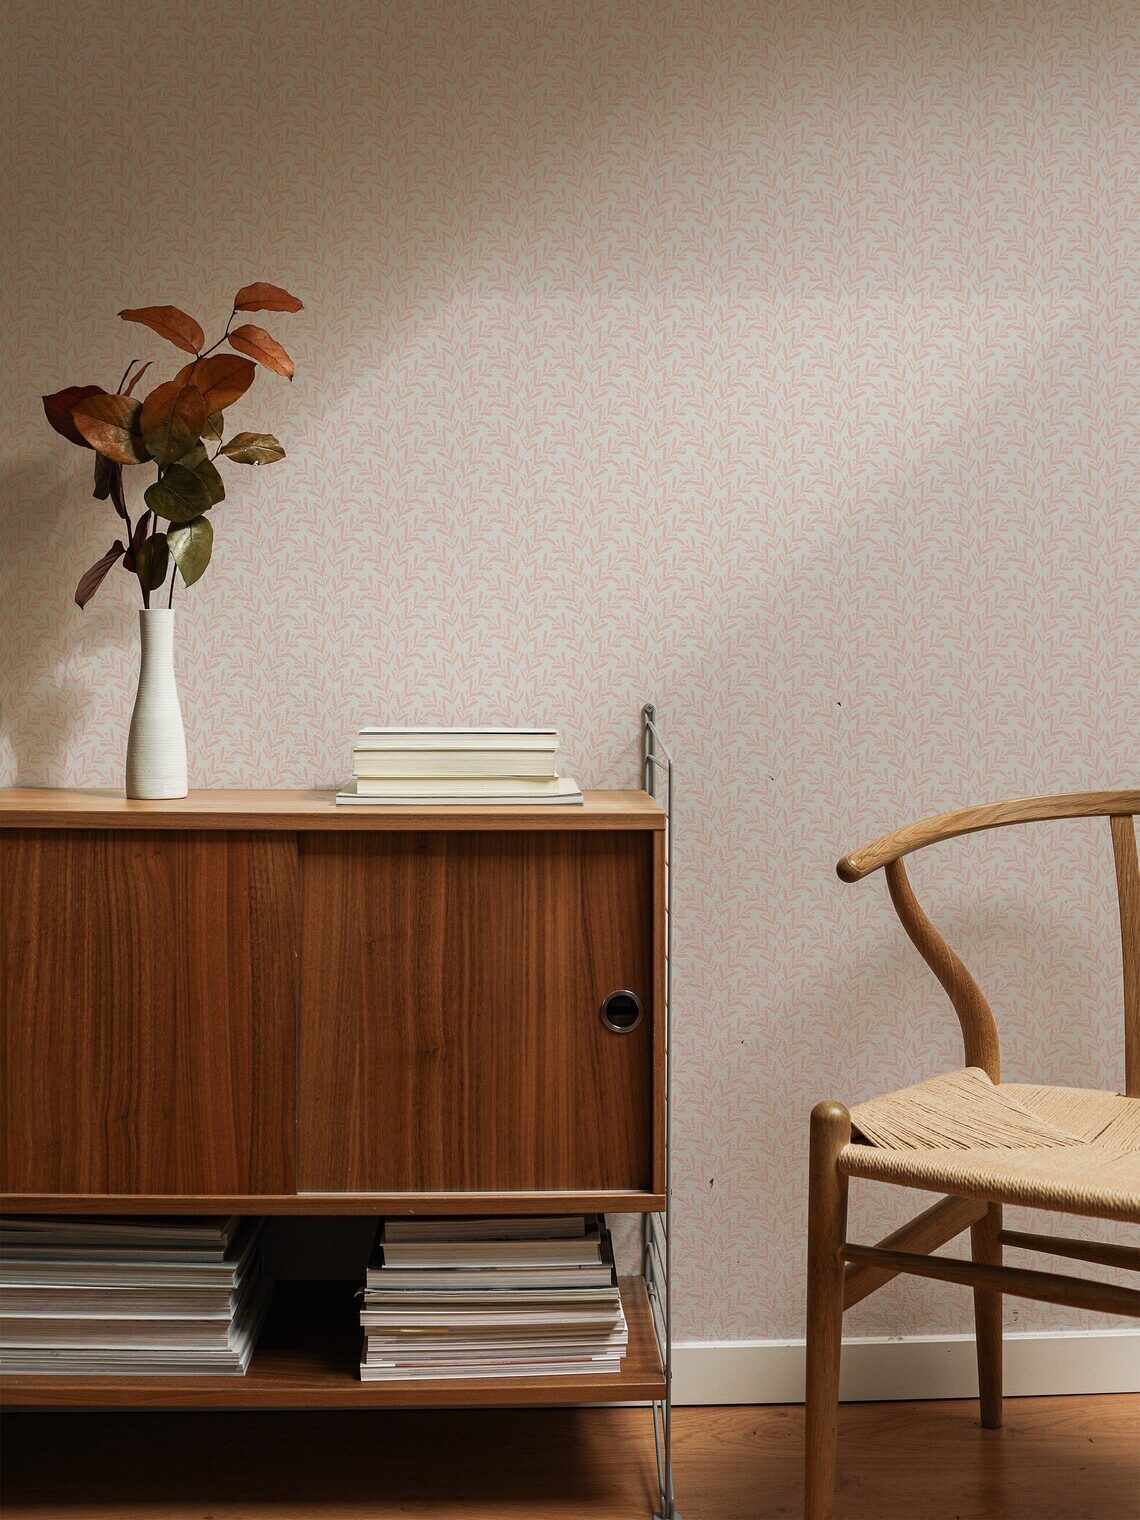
[1111, 815, 1140, 1095]
[838, 792, 1140, 1096]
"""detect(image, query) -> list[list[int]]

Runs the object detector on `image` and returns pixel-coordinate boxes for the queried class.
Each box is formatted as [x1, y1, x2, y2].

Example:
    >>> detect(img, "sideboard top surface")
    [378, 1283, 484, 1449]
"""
[0, 788, 665, 831]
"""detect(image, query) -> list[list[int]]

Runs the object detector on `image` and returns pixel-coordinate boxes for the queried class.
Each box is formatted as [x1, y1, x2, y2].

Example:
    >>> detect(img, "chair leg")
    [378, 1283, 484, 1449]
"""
[971, 1202, 1003, 1428]
[805, 1101, 851, 1520]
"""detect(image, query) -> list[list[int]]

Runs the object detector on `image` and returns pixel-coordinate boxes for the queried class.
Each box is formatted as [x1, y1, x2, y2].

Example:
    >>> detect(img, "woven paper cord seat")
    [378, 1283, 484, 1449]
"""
[841, 1067, 1140, 1223]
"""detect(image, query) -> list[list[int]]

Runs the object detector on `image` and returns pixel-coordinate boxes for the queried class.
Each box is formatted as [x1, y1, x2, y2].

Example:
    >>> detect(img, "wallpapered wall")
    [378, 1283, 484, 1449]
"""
[2, 1, 1138, 1342]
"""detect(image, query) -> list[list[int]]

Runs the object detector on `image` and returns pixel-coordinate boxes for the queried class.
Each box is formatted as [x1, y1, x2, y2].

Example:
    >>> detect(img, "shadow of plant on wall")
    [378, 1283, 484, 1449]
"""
[0, 456, 128, 786]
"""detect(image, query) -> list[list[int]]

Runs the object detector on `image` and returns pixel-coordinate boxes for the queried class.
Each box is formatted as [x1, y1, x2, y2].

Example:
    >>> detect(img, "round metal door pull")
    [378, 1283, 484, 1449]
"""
[600, 990, 643, 1033]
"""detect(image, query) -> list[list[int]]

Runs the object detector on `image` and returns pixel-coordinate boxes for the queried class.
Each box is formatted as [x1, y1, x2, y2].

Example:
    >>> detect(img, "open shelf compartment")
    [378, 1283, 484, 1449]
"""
[0, 1276, 664, 1410]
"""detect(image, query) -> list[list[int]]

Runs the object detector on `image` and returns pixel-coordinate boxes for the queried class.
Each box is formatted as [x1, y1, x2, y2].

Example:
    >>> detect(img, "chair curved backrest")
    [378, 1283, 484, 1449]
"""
[836, 791, 1140, 1093]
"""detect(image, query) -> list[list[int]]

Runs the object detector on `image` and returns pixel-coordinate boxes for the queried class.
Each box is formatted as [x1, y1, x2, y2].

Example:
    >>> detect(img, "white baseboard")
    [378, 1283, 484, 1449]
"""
[672, 1329, 1140, 1405]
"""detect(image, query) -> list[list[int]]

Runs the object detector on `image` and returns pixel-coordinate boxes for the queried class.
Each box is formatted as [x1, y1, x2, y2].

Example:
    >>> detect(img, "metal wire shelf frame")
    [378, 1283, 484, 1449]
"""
[641, 702, 680, 1520]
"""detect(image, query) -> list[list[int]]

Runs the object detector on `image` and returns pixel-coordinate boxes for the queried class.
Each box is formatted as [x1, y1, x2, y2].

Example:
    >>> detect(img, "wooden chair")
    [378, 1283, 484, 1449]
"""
[804, 790, 1140, 1520]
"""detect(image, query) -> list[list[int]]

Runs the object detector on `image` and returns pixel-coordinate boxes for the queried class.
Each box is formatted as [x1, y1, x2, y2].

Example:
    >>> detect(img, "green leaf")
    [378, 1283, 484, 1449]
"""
[144, 463, 212, 522]
[202, 411, 225, 442]
[140, 381, 206, 468]
[176, 443, 225, 505]
[168, 515, 213, 586]
[134, 531, 169, 591]
[220, 431, 286, 465]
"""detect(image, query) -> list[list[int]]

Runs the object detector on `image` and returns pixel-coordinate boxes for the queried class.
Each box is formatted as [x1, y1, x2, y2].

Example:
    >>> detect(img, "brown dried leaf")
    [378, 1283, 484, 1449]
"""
[119, 305, 205, 355]
[123, 510, 152, 572]
[228, 324, 294, 379]
[233, 282, 303, 313]
[75, 541, 125, 608]
[92, 453, 114, 498]
[92, 454, 128, 520]
[140, 382, 206, 468]
[108, 466, 127, 518]
[123, 360, 153, 397]
[71, 393, 149, 464]
[43, 385, 105, 448]
[173, 354, 256, 413]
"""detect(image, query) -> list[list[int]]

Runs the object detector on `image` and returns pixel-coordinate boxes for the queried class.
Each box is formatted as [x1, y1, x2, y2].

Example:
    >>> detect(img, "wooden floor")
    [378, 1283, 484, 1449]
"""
[2, 1397, 1137, 1519]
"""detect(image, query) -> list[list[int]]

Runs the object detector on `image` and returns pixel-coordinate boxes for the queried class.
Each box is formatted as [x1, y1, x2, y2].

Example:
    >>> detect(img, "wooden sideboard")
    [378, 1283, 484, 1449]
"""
[0, 788, 668, 1411]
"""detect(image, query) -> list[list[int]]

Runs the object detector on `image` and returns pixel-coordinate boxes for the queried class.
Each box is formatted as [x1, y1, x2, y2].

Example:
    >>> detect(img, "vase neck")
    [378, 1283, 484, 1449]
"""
[138, 608, 175, 665]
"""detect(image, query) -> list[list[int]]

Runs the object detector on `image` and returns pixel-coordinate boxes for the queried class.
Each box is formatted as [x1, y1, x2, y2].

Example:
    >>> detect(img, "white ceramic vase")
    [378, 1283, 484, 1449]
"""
[125, 608, 188, 799]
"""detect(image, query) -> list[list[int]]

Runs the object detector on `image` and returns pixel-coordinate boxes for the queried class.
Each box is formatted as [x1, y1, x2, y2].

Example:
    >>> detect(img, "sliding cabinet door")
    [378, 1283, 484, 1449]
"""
[297, 830, 655, 1194]
[1, 829, 297, 1196]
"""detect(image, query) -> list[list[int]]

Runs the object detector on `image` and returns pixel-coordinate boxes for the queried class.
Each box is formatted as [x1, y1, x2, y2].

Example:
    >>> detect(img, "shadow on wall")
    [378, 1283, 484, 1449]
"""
[0, 455, 129, 786]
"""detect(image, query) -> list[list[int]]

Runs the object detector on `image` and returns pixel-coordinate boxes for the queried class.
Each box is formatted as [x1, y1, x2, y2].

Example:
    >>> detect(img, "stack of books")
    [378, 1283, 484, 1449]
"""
[336, 727, 583, 806]
[0, 1216, 270, 1376]
[358, 1215, 627, 1381]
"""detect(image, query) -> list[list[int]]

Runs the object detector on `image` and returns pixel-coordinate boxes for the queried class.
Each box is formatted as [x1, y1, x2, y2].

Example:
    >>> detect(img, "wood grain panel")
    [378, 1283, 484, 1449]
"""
[298, 831, 656, 1194]
[0, 1190, 666, 1216]
[0, 829, 296, 1195]
[0, 789, 665, 832]
[652, 826, 667, 1193]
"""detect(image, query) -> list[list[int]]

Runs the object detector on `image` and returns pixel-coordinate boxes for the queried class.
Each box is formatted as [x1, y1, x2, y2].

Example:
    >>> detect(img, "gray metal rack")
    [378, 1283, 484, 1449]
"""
[641, 702, 679, 1520]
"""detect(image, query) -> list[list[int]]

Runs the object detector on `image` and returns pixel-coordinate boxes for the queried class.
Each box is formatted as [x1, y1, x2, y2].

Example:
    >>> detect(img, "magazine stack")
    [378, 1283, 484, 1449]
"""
[359, 1215, 626, 1381]
[0, 1216, 270, 1376]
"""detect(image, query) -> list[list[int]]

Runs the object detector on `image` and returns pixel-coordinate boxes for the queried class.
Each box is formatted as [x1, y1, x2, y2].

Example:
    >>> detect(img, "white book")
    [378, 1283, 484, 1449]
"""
[353, 776, 568, 798]
[353, 751, 559, 780]
[338, 779, 583, 807]
[354, 728, 558, 753]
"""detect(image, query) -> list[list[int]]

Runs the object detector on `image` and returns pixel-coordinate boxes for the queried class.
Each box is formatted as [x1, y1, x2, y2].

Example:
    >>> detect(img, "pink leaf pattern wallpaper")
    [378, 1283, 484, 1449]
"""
[2, 1, 1137, 1341]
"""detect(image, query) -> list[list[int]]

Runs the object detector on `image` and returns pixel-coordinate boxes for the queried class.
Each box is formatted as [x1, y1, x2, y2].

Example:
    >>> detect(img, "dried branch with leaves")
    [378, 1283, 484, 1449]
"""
[43, 282, 303, 608]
